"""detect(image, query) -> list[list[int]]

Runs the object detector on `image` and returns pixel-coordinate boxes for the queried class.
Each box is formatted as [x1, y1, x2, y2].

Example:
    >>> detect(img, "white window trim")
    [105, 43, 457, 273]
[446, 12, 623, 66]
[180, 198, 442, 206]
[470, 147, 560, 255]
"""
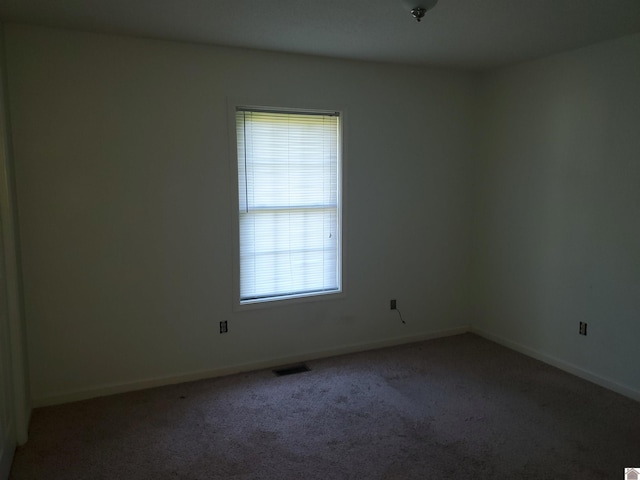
[227, 99, 347, 311]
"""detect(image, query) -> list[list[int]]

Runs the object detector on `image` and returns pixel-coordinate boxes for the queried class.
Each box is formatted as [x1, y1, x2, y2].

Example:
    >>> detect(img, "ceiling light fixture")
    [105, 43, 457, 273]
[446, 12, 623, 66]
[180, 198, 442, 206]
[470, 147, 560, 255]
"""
[407, 0, 438, 22]
[411, 7, 427, 22]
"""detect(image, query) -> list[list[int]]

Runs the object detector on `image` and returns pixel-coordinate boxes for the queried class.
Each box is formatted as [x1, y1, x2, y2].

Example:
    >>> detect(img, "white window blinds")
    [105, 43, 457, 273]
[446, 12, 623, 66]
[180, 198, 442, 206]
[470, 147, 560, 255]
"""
[236, 108, 341, 303]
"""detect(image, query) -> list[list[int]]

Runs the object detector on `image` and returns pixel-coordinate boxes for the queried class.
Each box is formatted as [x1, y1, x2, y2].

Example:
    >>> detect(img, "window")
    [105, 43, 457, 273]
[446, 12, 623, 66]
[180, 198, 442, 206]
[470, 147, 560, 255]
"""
[235, 107, 342, 305]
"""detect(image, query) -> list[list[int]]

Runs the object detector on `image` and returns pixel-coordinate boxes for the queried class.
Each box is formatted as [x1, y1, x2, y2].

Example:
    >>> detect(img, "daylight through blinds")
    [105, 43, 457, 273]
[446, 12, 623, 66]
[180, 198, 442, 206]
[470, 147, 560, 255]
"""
[236, 109, 341, 302]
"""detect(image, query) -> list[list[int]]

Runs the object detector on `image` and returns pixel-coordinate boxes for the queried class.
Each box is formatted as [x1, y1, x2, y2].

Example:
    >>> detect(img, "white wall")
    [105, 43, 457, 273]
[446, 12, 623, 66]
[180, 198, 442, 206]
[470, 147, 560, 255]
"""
[8, 22, 638, 411]
[5, 25, 476, 406]
[0, 212, 13, 480]
[474, 33, 640, 398]
[0, 21, 31, 479]
[0, 218, 13, 478]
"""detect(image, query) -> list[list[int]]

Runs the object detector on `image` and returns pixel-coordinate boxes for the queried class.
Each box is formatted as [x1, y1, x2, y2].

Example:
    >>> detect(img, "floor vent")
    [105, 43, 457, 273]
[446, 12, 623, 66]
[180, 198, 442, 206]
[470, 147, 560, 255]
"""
[273, 363, 311, 377]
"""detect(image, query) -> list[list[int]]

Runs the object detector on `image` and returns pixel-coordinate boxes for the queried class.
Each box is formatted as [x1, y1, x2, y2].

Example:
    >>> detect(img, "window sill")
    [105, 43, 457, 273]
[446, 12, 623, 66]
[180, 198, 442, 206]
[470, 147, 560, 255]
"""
[235, 289, 345, 312]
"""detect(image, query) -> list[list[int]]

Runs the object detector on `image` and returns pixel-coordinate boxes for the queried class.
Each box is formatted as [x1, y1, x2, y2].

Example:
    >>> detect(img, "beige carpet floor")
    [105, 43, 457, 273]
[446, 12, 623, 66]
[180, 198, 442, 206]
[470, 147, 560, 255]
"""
[10, 333, 640, 479]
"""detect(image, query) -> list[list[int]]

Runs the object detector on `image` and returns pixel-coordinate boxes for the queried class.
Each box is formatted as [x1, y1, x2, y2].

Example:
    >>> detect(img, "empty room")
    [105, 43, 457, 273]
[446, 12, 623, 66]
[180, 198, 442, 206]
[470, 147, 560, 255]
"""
[1, 0, 639, 478]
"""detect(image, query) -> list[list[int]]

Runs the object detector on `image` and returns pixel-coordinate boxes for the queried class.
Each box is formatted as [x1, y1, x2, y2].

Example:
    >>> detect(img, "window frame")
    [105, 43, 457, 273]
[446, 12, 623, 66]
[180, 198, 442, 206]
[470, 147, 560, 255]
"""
[228, 100, 346, 310]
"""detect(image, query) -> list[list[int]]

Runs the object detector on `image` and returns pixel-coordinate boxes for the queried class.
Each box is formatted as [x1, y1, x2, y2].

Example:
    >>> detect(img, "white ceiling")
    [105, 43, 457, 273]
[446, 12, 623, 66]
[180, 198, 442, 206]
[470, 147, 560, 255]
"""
[1, 0, 639, 70]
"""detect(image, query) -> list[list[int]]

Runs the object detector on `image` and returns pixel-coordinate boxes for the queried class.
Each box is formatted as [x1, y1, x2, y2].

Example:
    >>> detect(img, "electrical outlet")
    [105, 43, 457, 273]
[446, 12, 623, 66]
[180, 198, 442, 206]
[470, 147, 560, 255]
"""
[390, 299, 397, 310]
[579, 321, 587, 336]
[220, 321, 228, 334]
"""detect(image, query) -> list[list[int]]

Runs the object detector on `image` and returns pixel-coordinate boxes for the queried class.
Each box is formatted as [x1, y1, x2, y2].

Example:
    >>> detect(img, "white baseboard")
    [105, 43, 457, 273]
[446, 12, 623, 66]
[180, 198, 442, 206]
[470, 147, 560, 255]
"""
[471, 327, 640, 403]
[33, 326, 470, 407]
[31, 326, 640, 408]
[0, 423, 15, 480]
